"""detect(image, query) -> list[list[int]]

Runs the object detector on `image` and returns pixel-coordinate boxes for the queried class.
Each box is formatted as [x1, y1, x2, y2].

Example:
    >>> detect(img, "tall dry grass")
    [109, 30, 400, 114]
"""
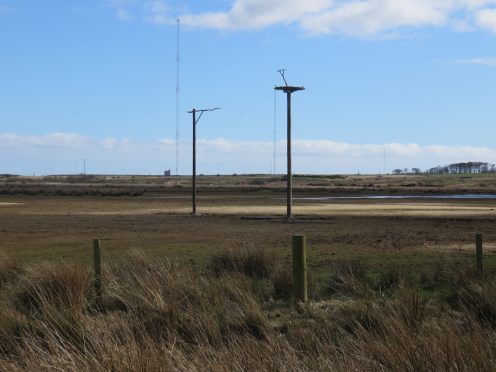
[1, 250, 496, 371]
[0, 258, 22, 290]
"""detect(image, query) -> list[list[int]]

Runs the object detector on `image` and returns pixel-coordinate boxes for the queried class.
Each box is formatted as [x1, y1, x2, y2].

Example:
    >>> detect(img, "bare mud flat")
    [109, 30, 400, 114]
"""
[1, 191, 496, 267]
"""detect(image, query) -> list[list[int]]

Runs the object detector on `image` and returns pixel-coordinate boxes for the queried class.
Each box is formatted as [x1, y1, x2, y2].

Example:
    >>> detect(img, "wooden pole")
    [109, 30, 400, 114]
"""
[192, 109, 197, 216]
[275, 85, 304, 220]
[188, 107, 218, 216]
[292, 234, 307, 302]
[476, 233, 483, 275]
[93, 239, 103, 309]
[287, 92, 292, 220]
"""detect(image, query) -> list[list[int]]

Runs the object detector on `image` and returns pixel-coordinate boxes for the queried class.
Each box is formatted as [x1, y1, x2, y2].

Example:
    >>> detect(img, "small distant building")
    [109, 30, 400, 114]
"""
[164, 170, 171, 176]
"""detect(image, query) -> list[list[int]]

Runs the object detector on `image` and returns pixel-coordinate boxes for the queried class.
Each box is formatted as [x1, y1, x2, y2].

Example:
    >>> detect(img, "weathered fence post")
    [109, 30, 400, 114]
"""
[476, 233, 483, 276]
[93, 239, 103, 309]
[292, 234, 307, 303]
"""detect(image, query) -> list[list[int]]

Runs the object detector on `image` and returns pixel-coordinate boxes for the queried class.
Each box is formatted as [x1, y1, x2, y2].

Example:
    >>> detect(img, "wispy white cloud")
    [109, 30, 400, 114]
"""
[108, 0, 496, 37]
[107, 0, 173, 24]
[143, 0, 172, 24]
[457, 57, 496, 66]
[106, 0, 138, 21]
[476, 7, 496, 32]
[1, 132, 495, 175]
[300, 1, 448, 37]
[0, 133, 91, 149]
[178, 0, 331, 30]
[116, 7, 135, 21]
[144, 0, 168, 15]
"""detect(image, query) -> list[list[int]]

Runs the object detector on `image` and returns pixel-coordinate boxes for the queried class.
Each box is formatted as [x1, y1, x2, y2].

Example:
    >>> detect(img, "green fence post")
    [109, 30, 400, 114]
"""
[292, 234, 307, 303]
[476, 233, 483, 276]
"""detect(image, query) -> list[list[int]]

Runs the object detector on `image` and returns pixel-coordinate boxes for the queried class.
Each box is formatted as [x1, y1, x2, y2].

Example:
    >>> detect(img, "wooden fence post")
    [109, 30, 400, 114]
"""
[292, 234, 307, 303]
[476, 233, 483, 276]
[93, 239, 103, 309]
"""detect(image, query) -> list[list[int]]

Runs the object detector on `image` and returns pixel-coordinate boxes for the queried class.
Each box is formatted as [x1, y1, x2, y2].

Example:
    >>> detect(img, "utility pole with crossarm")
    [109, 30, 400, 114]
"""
[188, 107, 220, 216]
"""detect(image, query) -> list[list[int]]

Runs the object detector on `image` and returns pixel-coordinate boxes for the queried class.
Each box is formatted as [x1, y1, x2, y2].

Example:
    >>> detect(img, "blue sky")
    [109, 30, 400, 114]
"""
[2, 0, 496, 175]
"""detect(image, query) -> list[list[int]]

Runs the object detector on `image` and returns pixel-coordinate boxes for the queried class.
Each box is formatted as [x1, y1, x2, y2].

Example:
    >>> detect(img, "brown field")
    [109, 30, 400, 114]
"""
[1, 173, 496, 273]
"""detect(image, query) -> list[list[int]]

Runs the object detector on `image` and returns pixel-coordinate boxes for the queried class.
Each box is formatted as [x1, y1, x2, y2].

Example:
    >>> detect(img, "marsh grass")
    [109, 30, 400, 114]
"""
[0, 258, 22, 290]
[208, 245, 277, 279]
[1, 249, 496, 371]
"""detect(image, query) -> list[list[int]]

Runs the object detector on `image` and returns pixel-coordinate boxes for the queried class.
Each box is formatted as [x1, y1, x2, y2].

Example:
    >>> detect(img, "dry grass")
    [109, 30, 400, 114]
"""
[0, 258, 22, 290]
[208, 245, 277, 279]
[209, 246, 293, 300]
[13, 263, 88, 315]
[1, 249, 496, 371]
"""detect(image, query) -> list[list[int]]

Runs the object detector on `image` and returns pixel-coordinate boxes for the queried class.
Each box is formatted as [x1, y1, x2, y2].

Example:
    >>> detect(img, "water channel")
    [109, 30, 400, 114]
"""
[293, 194, 496, 201]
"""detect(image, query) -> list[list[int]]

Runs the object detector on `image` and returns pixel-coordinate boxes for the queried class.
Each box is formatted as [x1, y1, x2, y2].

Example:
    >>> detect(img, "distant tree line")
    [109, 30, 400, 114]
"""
[392, 162, 496, 175]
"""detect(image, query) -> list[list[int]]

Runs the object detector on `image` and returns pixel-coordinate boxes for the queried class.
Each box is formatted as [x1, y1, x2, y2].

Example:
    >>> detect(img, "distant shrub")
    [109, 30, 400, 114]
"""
[249, 179, 267, 186]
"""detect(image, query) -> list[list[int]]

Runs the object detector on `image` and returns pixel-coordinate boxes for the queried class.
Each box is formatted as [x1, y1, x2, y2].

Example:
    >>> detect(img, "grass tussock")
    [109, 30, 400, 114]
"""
[1, 250, 496, 371]
[208, 245, 277, 279]
[327, 260, 370, 297]
[209, 246, 293, 300]
[0, 258, 23, 290]
[106, 253, 270, 345]
[13, 263, 88, 315]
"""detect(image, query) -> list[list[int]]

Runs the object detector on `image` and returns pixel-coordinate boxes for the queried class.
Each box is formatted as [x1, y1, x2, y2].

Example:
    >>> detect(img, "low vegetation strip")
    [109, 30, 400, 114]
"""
[3, 173, 496, 196]
[1, 249, 496, 371]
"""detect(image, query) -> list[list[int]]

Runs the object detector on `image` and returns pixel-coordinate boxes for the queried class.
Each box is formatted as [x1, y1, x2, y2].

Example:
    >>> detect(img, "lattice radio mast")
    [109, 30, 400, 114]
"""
[175, 18, 180, 175]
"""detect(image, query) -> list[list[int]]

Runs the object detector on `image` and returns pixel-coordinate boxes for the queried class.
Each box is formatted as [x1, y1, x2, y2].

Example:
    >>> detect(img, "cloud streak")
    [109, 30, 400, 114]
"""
[123, 0, 496, 37]
[179, 0, 331, 30]
[104, 0, 496, 38]
[476, 7, 496, 32]
[1, 132, 495, 175]
[457, 57, 496, 66]
[116, 7, 135, 21]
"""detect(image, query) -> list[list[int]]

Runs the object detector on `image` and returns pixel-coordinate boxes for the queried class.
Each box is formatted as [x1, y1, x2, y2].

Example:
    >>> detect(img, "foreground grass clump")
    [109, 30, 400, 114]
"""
[1, 250, 496, 371]
[208, 245, 277, 279]
[13, 263, 88, 315]
[0, 258, 22, 290]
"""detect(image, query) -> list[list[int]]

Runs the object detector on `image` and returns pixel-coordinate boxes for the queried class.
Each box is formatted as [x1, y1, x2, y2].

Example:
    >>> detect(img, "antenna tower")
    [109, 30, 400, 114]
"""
[175, 18, 180, 175]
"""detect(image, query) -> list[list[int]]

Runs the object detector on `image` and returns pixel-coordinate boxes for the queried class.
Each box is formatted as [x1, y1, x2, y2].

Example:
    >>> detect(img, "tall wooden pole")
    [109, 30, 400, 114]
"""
[286, 92, 292, 219]
[188, 107, 218, 216]
[192, 109, 197, 216]
[275, 85, 304, 221]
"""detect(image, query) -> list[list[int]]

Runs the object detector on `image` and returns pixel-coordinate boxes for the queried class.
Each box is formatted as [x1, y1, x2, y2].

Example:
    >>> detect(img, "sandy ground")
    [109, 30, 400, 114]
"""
[2, 194, 496, 217]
